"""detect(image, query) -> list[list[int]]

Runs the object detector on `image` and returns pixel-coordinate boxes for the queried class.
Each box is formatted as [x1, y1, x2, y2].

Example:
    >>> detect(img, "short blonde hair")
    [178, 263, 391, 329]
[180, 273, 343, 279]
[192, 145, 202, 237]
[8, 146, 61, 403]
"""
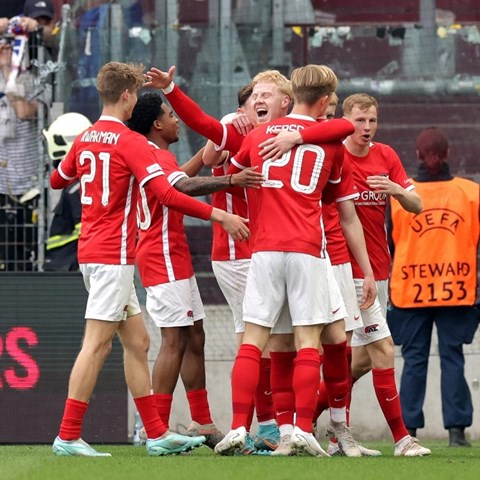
[329, 92, 339, 106]
[96, 61, 145, 105]
[342, 93, 378, 116]
[251, 69, 293, 99]
[290, 64, 338, 105]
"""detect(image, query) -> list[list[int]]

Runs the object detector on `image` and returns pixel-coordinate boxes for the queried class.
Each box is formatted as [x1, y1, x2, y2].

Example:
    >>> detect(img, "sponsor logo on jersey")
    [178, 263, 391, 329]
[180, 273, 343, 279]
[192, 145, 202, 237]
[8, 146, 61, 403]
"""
[364, 324, 379, 334]
[147, 163, 163, 174]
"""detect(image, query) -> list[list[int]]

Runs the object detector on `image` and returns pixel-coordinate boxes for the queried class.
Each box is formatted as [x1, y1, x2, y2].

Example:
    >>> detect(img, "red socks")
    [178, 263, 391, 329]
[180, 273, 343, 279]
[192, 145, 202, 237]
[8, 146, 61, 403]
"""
[254, 357, 274, 422]
[270, 351, 296, 427]
[59, 398, 88, 440]
[186, 389, 213, 425]
[292, 348, 320, 432]
[372, 368, 409, 442]
[231, 344, 261, 429]
[153, 393, 173, 429]
[322, 341, 349, 410]
[135, 394, 168, 439]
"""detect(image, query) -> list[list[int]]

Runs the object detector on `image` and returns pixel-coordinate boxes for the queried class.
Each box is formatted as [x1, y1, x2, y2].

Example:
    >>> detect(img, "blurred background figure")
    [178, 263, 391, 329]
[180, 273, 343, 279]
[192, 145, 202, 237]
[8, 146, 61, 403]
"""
[388, 127, 480, 447]
[42, 111, 91, 271]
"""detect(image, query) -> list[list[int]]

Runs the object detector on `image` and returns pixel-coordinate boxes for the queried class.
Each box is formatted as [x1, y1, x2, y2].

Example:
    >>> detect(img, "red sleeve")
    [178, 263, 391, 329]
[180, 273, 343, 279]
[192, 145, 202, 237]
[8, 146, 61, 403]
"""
[328, 145, 345, 183]
[145, 174, 213, 221]
[165, 85, 225, 146]
[165, 86, 244, 153]
[50, 151, 77, 189]
[301, 118, 354, 145]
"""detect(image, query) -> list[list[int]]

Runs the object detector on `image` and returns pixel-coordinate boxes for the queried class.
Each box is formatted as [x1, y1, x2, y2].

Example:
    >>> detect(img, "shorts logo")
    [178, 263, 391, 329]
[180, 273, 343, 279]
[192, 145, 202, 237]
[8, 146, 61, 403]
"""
[332, 307, 341, 314]
[187, 310, 194, 318]
[123, 305, 128, 312]
[364, 324, 379, 334]
[353, 315, 360, 321]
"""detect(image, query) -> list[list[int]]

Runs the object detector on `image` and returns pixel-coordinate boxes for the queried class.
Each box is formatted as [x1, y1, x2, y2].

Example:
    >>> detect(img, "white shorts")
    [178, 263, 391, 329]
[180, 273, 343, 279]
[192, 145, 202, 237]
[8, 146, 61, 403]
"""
[243, 251, 345, 329]
[331, 262, 363, 331]
[80, 264, 141, 322]
[212, 259, 250, 334]
[145, 276, 205, 328]
[351, 279, 390, 347]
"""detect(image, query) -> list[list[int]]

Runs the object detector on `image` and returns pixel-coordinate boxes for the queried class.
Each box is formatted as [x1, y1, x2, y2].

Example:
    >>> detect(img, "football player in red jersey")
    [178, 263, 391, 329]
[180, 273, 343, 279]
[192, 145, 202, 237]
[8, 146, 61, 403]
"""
[128, 92, 263, 449]
[214, 65, 357, 457]
[341, 94, 429, 456]
[50, 61, 250, 457]
[146, 66, 356, 453]
[257, 93, 430, 457]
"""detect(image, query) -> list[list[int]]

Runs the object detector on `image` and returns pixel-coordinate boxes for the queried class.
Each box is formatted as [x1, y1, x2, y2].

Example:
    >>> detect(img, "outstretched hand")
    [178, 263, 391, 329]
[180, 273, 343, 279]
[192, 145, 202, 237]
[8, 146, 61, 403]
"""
[144, 66, 176, 89]
[258, 130, 302, 161]
[231, 166, 264, 188]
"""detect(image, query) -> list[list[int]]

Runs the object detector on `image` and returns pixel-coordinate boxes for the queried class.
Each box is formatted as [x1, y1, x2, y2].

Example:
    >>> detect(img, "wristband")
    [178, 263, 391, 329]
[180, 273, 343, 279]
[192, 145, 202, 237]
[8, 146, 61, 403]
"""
[162, 82, 175, 95]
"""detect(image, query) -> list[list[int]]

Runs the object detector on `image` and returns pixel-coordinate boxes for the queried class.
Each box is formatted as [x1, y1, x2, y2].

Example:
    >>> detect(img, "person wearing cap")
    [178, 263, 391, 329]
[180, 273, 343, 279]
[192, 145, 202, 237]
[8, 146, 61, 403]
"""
[0, 0, 56, 49]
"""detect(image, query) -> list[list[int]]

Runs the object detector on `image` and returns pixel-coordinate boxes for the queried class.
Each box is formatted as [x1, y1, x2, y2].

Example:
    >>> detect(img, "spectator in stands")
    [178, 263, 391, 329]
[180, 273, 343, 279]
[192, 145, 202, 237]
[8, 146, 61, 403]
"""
[0, 8, 52, 271]
[0, 1, 57, 50]
[388, 127, 480, 447]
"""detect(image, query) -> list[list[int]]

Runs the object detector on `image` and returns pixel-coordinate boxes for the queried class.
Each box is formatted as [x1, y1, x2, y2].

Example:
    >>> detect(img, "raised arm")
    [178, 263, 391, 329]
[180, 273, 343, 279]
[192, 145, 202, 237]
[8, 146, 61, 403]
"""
[145, 66, 243, 152]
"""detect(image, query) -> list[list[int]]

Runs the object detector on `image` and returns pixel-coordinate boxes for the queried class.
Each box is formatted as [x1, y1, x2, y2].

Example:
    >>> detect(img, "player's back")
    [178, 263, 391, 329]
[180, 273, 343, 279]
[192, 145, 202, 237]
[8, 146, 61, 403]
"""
[235, 114, 344, 258]
[71, 117, 156, 265]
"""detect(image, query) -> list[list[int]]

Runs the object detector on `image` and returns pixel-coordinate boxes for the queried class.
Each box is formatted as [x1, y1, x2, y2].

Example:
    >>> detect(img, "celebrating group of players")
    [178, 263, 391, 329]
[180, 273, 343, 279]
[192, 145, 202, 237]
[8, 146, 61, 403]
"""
[49, 59, 431, 458]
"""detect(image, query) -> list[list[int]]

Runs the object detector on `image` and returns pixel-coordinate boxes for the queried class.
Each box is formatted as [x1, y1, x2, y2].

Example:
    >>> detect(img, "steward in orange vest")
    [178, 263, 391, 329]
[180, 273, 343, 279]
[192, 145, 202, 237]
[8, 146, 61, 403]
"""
[390, 177, 479, 307]
[388, 127, 479, 447]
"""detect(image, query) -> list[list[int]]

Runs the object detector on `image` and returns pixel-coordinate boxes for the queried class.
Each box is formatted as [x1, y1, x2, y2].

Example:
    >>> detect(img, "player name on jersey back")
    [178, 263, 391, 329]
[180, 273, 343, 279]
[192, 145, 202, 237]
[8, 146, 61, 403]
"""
[80, 130, 120, 145]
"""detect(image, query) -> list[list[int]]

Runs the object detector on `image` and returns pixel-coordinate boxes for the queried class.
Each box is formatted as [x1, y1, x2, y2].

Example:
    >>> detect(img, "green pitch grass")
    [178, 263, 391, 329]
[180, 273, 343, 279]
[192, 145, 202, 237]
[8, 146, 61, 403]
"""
[1, 441, 479, 480]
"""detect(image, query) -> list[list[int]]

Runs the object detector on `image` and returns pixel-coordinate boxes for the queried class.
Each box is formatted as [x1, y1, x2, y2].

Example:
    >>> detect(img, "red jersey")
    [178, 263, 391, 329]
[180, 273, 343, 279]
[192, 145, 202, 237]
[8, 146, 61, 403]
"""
[230, 114, 344, 257]
[51, 116, 212, 265]
[346, 142, 415, 280]
[322, 157, 359, 265]
[136, 145, 194, 287]
[210, 159, 251, 261]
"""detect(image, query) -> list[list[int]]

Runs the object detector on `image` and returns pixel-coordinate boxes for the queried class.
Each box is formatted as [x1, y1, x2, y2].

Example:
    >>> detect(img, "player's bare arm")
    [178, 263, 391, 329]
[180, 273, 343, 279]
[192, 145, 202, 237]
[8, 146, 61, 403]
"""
[337, 200, 377, 310]
[203, 140, 229, 167]
[175, 166, 263, 196]
[367, 176, 423, 214]
[180, 147, 205, 177]
[210, 208, 250, 241]
[144, 65, 176, 90]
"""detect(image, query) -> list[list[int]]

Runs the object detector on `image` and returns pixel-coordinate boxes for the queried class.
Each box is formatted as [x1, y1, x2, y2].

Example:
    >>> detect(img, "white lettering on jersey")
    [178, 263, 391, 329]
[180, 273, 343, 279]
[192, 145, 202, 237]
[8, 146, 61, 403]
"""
[265, 124, 305, 134]
[81, 130, 120, 145]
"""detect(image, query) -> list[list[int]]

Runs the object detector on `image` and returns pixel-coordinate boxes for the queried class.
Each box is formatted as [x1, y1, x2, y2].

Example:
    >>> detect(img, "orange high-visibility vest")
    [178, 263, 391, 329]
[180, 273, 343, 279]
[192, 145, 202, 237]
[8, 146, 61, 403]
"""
[390, 177, 479, 308]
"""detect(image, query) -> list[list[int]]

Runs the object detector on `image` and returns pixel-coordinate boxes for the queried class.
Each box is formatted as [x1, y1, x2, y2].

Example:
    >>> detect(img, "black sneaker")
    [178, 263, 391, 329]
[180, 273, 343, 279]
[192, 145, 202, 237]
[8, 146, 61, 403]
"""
[449, 427, 471, 447]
